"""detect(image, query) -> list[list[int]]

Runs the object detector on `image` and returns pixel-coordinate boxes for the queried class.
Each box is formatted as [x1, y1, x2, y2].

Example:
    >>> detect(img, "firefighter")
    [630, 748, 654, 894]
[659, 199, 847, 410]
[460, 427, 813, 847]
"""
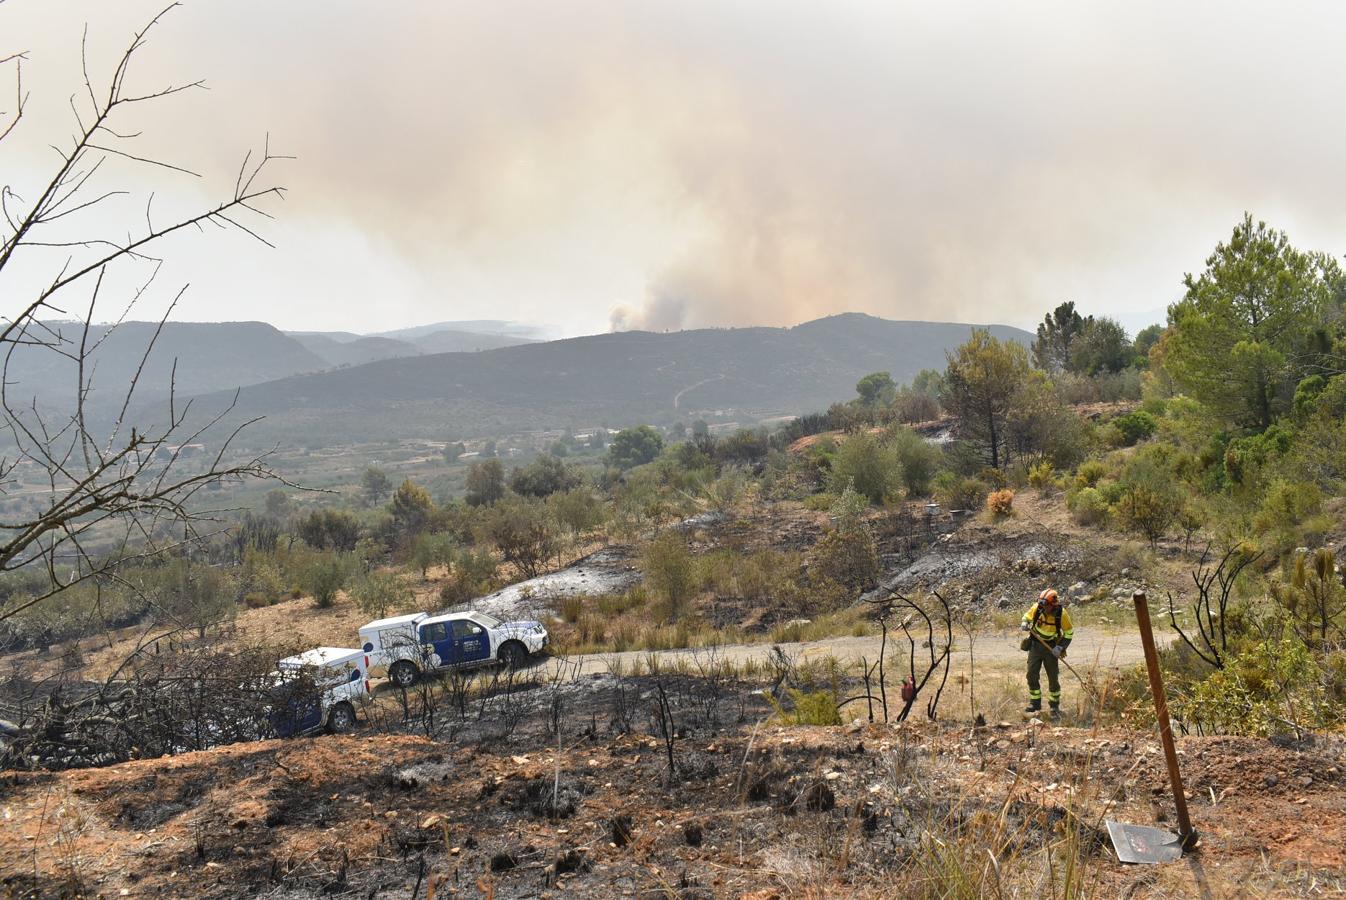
[1021, 588, 1073, 718]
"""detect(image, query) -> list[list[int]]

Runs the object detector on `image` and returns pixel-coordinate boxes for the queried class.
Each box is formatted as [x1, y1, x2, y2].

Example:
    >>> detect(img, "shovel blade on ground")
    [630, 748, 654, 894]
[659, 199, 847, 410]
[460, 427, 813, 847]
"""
[1105, 819, 1184, 864]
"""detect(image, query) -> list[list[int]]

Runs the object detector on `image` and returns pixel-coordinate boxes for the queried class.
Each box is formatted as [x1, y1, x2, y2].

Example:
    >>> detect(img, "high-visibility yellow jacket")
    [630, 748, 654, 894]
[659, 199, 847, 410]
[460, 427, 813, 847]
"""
[1023, 602, 1073, 646]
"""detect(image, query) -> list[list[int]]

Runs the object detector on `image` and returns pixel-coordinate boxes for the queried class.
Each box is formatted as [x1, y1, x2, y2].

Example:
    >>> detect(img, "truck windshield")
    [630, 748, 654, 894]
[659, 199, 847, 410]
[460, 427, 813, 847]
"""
[473, 612, 502, 628]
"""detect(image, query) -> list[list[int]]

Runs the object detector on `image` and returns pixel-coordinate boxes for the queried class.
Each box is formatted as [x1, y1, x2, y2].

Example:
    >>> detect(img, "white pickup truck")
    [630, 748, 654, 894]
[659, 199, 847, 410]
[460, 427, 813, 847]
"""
[270, 647, 370, 736]
[359, 610, 548, 688]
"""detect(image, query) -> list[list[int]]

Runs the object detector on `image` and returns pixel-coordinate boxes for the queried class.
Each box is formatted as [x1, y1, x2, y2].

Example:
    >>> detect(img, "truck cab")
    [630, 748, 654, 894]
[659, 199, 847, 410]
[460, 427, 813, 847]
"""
[271, 647, 370, 736]
[360, 610, 548, 688]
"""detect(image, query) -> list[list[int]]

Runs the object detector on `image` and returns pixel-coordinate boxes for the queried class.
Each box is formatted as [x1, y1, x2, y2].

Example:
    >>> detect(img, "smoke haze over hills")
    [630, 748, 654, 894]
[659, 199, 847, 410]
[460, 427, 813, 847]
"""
[4, 2, 1346, 337]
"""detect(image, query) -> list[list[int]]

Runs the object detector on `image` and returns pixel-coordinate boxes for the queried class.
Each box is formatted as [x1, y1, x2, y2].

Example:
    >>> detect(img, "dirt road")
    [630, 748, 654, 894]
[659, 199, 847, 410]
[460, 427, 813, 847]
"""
[547, 627, 1169, 679]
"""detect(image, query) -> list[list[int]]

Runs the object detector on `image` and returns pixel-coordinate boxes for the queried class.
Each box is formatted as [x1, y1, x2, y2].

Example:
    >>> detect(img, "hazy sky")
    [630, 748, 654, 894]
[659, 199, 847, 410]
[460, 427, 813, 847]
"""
[3, 1, 1345, 338]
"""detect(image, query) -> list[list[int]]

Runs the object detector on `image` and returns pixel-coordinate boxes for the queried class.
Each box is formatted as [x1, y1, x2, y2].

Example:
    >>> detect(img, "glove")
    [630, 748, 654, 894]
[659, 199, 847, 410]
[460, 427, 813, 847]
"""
[1052, 645, 1065, 658]
[1020, 622, 1030, 632]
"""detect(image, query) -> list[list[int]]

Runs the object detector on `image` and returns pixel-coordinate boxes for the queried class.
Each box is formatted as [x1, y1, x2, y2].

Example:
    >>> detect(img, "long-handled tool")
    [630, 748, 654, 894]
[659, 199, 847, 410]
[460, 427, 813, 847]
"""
[1026, 629, 1102, 705]
[1104, 591, 1198, 865]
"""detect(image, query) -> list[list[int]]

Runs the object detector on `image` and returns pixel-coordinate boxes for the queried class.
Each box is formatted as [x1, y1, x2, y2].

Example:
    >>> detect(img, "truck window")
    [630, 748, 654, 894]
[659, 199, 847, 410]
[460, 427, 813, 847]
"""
[421, 622, 448, 643]
[451, 620, 484, 639]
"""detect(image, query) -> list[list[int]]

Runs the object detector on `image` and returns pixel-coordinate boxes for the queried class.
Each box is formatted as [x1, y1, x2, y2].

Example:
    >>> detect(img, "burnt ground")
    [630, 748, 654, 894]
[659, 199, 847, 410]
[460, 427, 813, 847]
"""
[3, 666, 1345, 899]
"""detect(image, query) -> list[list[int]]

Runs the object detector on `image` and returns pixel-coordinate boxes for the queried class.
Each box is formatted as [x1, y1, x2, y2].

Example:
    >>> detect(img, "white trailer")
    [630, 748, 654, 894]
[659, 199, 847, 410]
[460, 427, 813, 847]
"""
[359, 612, 428, 674]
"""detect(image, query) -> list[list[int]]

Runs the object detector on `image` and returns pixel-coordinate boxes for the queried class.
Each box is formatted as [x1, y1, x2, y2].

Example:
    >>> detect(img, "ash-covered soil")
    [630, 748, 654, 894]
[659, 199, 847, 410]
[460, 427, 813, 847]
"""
[3, 667, 1345, 899]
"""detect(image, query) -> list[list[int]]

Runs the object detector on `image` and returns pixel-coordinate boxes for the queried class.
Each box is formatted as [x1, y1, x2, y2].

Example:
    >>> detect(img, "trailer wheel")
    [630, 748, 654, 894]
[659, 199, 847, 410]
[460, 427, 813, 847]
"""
[498, 640, 528, 671]
[389, 660, 419, 688]
[326, 702, 356, 734]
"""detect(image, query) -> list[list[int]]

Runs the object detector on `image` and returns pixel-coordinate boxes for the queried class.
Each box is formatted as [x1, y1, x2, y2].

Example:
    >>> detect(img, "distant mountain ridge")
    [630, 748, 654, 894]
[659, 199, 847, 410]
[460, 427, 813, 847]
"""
[3, 318, 539, 422]
[167, 313, 1032, 447]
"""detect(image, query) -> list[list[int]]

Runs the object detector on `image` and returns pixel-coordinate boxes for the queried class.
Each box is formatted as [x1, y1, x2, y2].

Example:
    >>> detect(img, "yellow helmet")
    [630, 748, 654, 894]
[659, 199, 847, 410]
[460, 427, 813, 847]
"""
[1039, 589, 1060, 605]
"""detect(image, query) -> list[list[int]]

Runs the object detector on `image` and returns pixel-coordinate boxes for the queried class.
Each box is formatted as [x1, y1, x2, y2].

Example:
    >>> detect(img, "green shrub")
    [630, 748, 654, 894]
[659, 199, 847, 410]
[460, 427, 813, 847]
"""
[1027, 461, 1055, 492]
[1253, 479, 1323, 557]
[244, 592, 269, 610]
[888, 426, 943, 496]
[1117, 457, 1182, 546]
[769, 688, 842, 726]
[1096, 479, 1125, 506]
[1068, 487, 1110, 526]
[802, 492, 836, 511]
[810, 527, 879, 594]
[1096, 423, 1125, 448]
[1112, 411, 1158, 447]
[827, 433, 900, 504]
[302, 553, 351, 608]
[934, 473, 989, 511]
[1182, 638, 1344, 736]
[349, 571, 415, 617]
[642, 531, 698, 620]
[1073, 460, 1107, 489]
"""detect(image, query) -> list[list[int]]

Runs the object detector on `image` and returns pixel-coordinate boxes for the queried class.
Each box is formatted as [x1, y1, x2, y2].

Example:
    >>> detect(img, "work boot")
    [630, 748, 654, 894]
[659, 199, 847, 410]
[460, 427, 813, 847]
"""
[1024, 701, 1041, 713]
[1048, 704, 1061, 720]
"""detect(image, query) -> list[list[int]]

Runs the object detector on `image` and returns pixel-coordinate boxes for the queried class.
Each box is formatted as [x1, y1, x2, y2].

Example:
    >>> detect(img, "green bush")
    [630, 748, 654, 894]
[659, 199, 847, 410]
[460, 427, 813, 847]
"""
[1067, 487, 1110, 526]
[810, 526, 879, 594]
[769, 688, 842, 726]
[1096, 479, 1125, 506]
[1073, 460, 1108, 489]
[933, 472, 989, 511]
[1112, 411, 1158, 447]
[1182, 638, 1344, 736]
[1027, 461, 1055, 492]
[827, 433, 900, 504]
[642, 531, 698, 620]
[302, 553, 352, 608]
[1253, 479, 1323, 557]
[887, 426, 942, 496]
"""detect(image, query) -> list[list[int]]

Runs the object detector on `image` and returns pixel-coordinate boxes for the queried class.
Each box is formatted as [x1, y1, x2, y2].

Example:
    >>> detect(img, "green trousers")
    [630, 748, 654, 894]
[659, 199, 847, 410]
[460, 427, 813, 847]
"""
[1026, 640, 1061, 706]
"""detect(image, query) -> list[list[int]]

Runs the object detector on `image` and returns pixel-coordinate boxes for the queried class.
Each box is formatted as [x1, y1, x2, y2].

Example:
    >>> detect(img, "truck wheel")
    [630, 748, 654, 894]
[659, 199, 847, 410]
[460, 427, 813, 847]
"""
[389, 660, 419, 688]
[326, 702, 356, 734]
[498, 641, 527, 670]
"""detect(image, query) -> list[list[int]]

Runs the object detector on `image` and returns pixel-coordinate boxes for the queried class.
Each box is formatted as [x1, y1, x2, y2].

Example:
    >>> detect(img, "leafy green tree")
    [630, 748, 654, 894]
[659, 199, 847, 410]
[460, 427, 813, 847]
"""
[465, 458, 506, 507]
[361, 466, 392, 506]
[410, 531, 455, 578]
[302, 553, 351, 608]
[1166, 214, 1343, 429]
[691, 420, 710, 439]
[911, 368, 946, 401]
[391, 478, 435, 533]
[887, 426, 942, 495]
[1032, 301, 1088, 372]
[297, 508, 361, 552]
[715, 429, 769, 467]
[1068, 317, 1134, 374]
[481, 440, 498, 458]
[1134, 324, 1164, 361]
[855, 371, 897, 406]
[944, 330, 1033, 468]
[349, 571, 414, 617]
[827, 432, 900, 504]
[608, 425, 664, 469]
[482, 497, 559, 579]
[509, 455, 581, 498]
[547, 488, 607, 537]
[444, 442, 467, 463]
